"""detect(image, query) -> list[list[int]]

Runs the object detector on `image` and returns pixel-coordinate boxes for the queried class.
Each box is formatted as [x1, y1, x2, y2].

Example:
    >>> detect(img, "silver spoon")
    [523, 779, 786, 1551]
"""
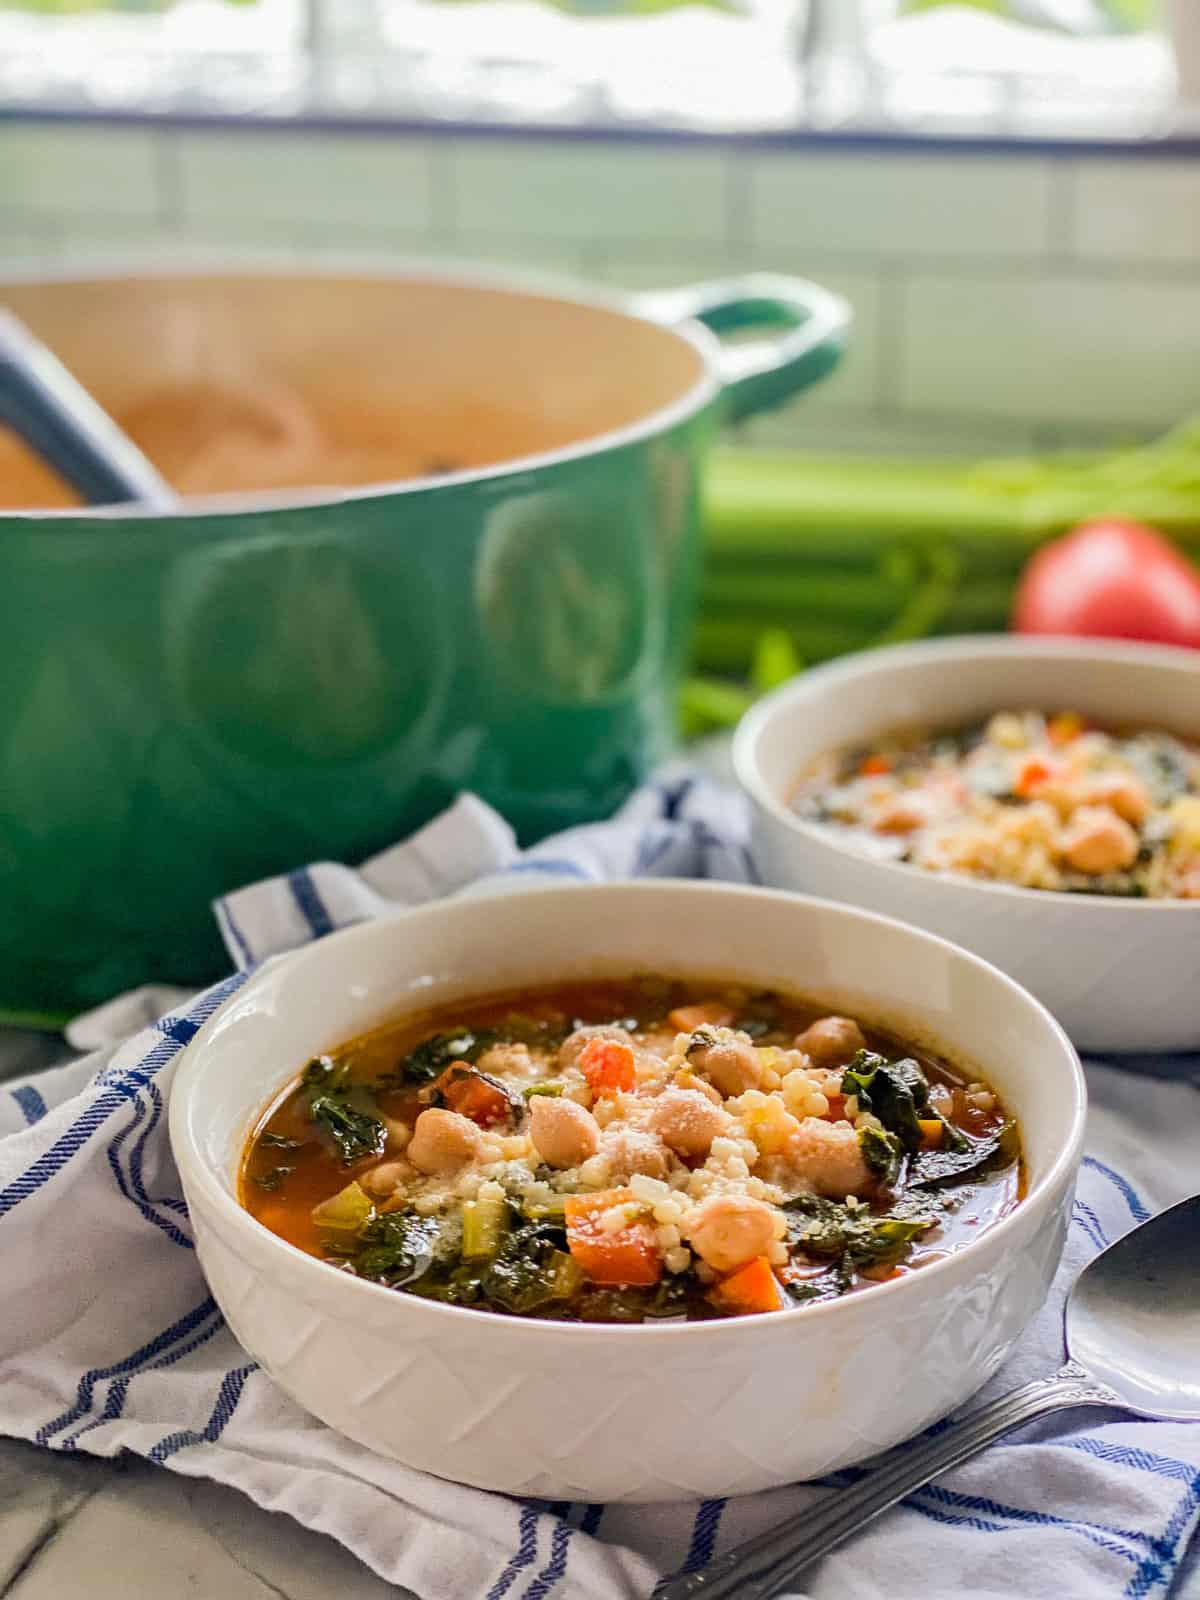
[0, 308, 175, 508]
[660, 1192, 1200, 1600]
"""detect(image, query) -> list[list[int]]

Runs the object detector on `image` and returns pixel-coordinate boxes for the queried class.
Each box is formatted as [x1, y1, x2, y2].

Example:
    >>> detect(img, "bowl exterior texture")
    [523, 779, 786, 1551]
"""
[171, 883, 1084, 1501]
[187, 1168, 1069, 1501]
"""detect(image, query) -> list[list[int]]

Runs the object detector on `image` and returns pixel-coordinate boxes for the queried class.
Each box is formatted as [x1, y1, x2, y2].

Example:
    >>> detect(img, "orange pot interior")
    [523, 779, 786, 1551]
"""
[0, 271, 705, 509]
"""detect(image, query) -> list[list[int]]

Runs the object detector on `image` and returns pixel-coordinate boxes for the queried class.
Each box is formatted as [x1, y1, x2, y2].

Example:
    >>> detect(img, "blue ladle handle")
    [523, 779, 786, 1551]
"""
[0, 309, 176, 509]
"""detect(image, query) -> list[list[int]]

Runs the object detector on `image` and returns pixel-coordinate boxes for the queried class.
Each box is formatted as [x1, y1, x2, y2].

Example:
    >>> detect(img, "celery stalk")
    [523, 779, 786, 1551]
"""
[311, 1181, 374, 1236]
[462, 1194, 510, 1262]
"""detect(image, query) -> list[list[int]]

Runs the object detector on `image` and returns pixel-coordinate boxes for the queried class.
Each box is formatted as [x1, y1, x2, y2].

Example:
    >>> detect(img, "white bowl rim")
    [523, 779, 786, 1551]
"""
[170, 878, 1086, 1342]
[734, 633, 1200, 918]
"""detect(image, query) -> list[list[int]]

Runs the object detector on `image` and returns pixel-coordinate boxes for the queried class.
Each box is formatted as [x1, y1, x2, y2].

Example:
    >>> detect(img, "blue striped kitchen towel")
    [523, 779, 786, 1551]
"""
[1, 770, 1198, 1600]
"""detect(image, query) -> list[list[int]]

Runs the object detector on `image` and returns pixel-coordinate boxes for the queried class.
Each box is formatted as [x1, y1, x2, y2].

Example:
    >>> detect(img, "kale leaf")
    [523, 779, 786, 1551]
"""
[479, 1220, 570, 1314]
[911, 1120, 1020, 1189]
[388, 1013, 572, 1089]
[858, 1125, 905, 1188]
[785, 1194, 937, 1283]
[841, 1052, 928, 1151]
[302, 1056, 386, 1165]
[389, 1028, 485, 1086]
[350, 1212, 441, 1284]
[260, 1131, 306, 1150]
[252, 1165, 294, 1192]
[842, 1052, 969, 1157]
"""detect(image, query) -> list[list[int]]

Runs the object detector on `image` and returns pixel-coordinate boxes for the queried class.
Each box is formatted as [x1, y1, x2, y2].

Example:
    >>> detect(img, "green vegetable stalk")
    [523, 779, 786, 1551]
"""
[685, 419, 1200, 726]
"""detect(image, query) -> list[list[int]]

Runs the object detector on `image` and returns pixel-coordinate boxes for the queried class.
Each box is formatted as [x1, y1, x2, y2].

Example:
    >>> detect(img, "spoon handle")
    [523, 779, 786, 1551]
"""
[658, 1363, 1117, 1600]
[0, 309, 175, 509]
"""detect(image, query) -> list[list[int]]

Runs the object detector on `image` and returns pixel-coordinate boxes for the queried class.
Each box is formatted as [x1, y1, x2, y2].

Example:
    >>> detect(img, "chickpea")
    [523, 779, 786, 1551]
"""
[361, 1160, 409, 1199]
[600, 1127, 672, 1183]
[873, 796, 927, 835]
[407, 1108, 483, 1176]
[1060, 805, 1139, 875]
[383, 1117, 411, 1155]
[794, 1015, 867, 1069]
[687, 1194, 778, 1274]
[686, 1028, 763, 1098]
[672, 1068, 724, 1106]
[476, 1041, 534, 1078]
[786, 1116, 874, 1200]
[648, 1087, 732, 1159]
[558, 1024, 635, 1072]
[1085, 772, 1151, 826]
[528, 1096, 601, 1169]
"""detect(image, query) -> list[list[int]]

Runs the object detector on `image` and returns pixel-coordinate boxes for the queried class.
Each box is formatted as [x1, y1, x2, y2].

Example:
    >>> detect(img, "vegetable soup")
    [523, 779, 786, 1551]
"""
[793, 711, 1200, 899]
[241, 979, 1021, 1323]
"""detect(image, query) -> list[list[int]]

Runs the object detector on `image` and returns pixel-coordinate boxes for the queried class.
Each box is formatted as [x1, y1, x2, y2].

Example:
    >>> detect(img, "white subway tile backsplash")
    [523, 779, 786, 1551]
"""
[174, 132, 435, 235]
[0, 127, 161, 221]
[49, 222, 214, 269]
[590, 252, 882, 415]
[900, 270, 1200, 429]
[745, 152, 1056, 262]
[583, 245, 736, 291]
[8, 118, 1200, 448]
[0, 225, 61, 270]
[434, 238, 596, 283]
[449, 138, 730, 245]
[1069, 160, 1200, 264]
[736, 410, 1039, 458]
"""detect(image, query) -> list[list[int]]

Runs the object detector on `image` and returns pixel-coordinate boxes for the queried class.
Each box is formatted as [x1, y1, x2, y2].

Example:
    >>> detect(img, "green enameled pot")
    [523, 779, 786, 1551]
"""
[0, 266, 848, 1021]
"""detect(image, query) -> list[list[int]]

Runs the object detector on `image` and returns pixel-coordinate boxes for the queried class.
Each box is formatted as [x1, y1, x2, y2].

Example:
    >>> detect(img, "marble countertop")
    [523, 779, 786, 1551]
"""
[0, 1436, 414, 1600]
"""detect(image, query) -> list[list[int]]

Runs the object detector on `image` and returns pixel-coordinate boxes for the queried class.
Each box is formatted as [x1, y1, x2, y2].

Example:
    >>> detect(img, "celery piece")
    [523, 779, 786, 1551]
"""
[462, 1194, 510, 1262]
[520, 1193, 569, 1222]
[751, 628, 804, 694]
[548, 1249, 586, 1300]
[311, 1181, 374, 1236]
[679, 676, 755, 737]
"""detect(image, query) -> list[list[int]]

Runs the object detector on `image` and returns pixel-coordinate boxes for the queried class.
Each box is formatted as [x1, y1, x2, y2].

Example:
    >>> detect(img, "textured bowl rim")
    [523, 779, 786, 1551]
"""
[0, 257, 721, 526]
[170, 879, 1087, 1342]
[734, 633, 1200, 918]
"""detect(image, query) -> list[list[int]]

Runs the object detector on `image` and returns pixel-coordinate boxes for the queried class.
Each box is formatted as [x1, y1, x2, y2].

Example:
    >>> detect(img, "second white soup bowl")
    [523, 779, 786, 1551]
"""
[170, 881, 1084, 1502]
[735, 636, 1200, 1055]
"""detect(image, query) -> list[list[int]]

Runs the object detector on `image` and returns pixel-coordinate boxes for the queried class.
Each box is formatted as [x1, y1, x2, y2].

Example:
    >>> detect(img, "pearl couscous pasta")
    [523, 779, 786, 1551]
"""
[241, 979, 1019, 1322]
[793, 711, 1200, 899]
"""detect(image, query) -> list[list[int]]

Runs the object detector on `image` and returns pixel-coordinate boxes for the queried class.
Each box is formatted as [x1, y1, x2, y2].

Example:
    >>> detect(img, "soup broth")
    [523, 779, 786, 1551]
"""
[242, 977, 1022, 1323]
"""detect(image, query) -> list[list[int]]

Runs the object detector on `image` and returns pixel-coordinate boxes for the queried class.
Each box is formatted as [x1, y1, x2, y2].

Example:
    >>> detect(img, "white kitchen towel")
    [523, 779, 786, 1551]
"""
[1, 771, 1198, 1600]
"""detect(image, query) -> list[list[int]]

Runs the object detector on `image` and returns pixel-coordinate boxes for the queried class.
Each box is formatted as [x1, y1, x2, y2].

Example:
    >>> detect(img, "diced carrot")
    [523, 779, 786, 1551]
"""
[1014, 757, 1054, 798]
[823, 1092, 847, 1122]
[859, 754, 892, 777]
[668, 1000, 734, 1032]
[434, 1067, 511, 1127]
[917, 1118, 944, 1150]
[578, 1037, 637, 1097]
[564, 1189, 661, 1286]
[707, 1256, 783, 1316]
[1047, 711, 1085, 746]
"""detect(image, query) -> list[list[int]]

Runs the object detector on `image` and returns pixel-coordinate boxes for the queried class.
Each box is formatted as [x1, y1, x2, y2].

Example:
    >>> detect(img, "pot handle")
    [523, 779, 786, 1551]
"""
[632, 273, 850, 423]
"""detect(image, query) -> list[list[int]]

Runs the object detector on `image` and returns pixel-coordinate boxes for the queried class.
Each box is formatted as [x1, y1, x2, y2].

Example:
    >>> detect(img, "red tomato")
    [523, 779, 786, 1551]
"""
[1014, 520, 1200, 649]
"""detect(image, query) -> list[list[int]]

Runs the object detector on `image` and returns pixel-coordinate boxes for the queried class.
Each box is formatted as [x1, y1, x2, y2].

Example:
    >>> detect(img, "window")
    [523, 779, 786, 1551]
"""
[0, 0, 1181, 135]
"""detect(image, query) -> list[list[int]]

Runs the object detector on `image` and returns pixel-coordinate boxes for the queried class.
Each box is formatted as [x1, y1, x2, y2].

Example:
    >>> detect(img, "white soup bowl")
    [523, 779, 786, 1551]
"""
[170, 881, 1084, 1502]
[734, 635, 1200, 1055]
